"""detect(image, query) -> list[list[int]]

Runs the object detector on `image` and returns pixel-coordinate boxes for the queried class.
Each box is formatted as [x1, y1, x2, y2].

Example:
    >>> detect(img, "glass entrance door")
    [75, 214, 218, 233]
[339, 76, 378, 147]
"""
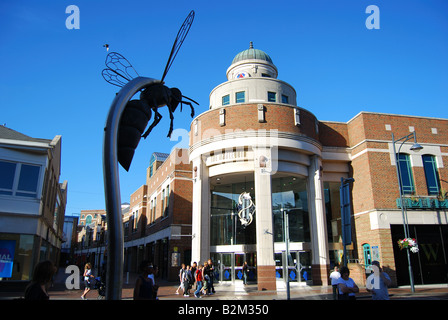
[211, 252, 257, 283]
[275, 251, 312, 284]
[235, 253, 244, 281]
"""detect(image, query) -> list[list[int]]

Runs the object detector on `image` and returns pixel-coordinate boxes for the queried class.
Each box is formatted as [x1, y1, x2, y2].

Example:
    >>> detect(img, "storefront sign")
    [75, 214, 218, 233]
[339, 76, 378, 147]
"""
[0, 240, 16, 278]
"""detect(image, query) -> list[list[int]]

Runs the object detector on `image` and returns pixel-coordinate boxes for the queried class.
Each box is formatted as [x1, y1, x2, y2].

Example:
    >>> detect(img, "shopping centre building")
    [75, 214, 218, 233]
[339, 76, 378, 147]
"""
[189, 42, 448, 290]
[73, 43, 447, 291]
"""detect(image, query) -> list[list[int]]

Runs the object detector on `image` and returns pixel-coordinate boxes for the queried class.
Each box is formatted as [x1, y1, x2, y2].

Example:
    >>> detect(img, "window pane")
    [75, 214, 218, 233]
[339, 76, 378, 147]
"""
[222, 95, 230, 106]
[398, 154, 415, 194]
[281, 95, 289, 104]
[422, 155, 440, 195]
[0, 161, 16, 190]
[18, 164, 40, 193]
[268, 92, 276, 102]
[235, 91, 245, 103]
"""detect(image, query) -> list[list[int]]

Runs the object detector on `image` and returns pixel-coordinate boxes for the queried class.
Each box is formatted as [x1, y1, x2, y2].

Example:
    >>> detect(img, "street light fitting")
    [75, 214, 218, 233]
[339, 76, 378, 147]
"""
[410, 142, 423, 152]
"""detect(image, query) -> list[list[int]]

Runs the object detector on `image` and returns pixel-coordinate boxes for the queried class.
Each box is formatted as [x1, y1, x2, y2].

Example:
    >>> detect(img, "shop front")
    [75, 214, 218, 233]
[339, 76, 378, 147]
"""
[207, 173, 316, 286]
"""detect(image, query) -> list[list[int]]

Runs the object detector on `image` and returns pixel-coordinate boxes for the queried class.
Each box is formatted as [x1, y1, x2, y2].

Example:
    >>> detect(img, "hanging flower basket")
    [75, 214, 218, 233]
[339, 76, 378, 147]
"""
[397, 238, 419, 253]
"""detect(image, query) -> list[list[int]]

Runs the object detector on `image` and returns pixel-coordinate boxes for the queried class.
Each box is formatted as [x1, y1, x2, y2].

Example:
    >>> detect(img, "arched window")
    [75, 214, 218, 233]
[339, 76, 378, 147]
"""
[363, 243, 372, 268]
[422, 155, 441, 195]
[397, 153, 415, 194]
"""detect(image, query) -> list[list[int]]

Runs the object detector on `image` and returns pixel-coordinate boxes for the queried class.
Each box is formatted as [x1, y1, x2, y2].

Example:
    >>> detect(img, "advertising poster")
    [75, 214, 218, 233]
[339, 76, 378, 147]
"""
[0, 240, 16, 278]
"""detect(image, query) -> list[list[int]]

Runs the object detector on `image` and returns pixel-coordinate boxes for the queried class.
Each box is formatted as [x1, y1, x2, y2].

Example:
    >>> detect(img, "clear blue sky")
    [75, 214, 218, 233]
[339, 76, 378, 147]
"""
[1, 0, 447, 215]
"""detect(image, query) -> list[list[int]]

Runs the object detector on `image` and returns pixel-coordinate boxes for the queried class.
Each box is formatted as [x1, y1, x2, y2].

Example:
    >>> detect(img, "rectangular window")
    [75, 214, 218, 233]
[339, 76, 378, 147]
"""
[222, 95, 230, 106]
[268, 91, 276, 102]
[282, 94, 289, 104]
[150, 199, 154, 223]
[0, 161, 17, 195]
[422, 155, 440, 195]
[235, 91, 245, 103]
[164, 184, 170, 217]
[0, 161, 40, 198]
[397, 153, 415, 194]
[161, 189, 165, 217]
[17, 164, 40, 197]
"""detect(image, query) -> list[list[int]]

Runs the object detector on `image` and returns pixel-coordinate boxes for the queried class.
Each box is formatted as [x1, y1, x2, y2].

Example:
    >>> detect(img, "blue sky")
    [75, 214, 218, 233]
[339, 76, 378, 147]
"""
[1, 0, 447, 214]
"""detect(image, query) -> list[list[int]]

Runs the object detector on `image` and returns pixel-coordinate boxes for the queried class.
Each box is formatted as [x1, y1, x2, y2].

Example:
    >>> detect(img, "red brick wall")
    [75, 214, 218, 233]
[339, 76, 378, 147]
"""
[190, 104, 319, 146]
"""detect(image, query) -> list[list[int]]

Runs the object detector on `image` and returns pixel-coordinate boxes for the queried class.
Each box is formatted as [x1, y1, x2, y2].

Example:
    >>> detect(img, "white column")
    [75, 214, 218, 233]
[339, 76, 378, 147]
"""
[253, 147, 276, 290]
[307, 155, 330, 285]
[191, 155, 210, 265]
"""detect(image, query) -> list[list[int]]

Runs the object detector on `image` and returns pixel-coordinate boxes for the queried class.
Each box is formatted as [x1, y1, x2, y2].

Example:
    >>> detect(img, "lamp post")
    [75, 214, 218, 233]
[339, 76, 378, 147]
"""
[282, 207, 291, 300]
[392, 131, 423, 293]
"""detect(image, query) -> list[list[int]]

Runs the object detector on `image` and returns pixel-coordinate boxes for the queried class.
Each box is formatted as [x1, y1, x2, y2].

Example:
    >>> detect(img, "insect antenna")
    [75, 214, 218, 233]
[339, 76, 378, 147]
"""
[161, 10, 195, 82]
[182, 95, 199, 105]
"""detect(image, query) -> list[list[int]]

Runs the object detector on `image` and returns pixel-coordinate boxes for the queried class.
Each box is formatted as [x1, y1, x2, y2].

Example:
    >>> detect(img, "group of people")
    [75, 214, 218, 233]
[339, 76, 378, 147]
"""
[329, 260, 392, 300]
[175, 259, 216, 298]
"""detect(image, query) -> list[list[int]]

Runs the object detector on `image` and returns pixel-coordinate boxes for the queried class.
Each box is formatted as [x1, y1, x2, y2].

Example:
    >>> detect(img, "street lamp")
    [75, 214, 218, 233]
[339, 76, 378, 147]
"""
[392, 131, 423, 293]
[282, 207, 291, 300]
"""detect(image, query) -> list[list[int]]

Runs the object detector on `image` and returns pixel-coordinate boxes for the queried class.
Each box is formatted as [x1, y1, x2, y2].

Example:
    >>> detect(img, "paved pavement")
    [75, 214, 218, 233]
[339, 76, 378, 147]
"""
[2, 270, 448, 301]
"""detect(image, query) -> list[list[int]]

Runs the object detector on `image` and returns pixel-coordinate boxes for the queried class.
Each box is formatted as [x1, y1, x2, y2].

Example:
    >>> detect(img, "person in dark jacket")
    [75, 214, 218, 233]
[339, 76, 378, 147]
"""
[24, 260, 56, 300]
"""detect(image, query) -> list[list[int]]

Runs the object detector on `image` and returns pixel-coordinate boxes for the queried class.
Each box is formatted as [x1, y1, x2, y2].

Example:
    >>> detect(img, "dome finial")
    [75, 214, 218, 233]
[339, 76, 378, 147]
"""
[249, 41, 253, 49]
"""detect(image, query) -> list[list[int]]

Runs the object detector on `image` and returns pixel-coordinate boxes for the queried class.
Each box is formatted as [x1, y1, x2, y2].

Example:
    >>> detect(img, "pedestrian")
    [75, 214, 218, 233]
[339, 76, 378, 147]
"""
[175, 263, 186, 294]
[206, 259, 215, 294]
[182, 265, 192, 296]
[24, 260, 56, 300]
[147, 264, 159, 299]
[133, 260, 154, 300]
[194, 264, 204, 298]
[81, 262, 95, 300]
[366, 261, 392, 300]
[242, 261, 249, 285]
[202, 261, 209, 295]
[190, 261, 197, 290]
[329, 266, 341, 300]
[336, 266, 359, 300]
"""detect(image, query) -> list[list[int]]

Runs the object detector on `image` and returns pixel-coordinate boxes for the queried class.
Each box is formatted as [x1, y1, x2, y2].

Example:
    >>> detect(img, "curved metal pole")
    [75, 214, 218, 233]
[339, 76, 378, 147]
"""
[103, 77, 158, 299]
[392, 132, 415, 293]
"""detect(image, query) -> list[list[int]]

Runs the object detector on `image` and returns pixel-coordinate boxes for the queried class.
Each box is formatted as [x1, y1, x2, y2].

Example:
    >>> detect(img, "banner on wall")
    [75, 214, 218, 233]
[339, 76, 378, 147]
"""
[0, 240, 16, 278]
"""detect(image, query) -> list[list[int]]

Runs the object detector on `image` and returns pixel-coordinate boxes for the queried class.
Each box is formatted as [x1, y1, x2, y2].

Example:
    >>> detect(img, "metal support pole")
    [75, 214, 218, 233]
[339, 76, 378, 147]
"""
[103, 77, 158, 299]
[283, 208, 290, 300]
[391, 133, 416, 293]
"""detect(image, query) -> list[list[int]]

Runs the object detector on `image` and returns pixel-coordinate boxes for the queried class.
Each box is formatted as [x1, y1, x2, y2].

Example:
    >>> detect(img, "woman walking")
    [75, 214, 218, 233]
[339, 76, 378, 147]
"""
[81, 262, 94, 300]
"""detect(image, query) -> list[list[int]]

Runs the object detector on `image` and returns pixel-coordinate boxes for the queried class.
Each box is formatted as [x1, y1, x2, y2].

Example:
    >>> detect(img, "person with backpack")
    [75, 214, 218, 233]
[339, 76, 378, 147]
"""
[182, 265, 193, 296]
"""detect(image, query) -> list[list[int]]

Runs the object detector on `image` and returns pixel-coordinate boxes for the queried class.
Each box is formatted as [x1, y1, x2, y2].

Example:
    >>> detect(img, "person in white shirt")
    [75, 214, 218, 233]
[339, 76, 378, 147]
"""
[329, 266, 341, 300]
[337, 266, 359, 300]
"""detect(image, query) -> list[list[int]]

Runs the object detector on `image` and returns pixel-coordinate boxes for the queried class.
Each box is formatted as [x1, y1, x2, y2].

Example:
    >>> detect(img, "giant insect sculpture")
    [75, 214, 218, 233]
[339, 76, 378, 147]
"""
[101, 10, 196, 300]
[102, 10, 198, 171]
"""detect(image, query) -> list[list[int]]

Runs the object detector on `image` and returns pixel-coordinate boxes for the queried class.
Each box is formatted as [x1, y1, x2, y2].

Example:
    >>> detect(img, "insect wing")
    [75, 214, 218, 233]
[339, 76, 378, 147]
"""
[102, 68, 130, 87]
[161, 10, 195, 82]
[102, 52, 140, 87]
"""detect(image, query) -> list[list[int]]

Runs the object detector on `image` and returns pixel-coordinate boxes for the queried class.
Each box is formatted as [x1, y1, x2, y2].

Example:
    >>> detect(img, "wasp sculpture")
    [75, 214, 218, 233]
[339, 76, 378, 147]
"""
[102, 10, 198, 171]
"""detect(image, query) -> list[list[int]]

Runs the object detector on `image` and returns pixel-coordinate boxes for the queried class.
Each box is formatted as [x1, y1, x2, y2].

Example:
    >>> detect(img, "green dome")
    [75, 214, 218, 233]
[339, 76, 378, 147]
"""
[231, 42, 273, 65]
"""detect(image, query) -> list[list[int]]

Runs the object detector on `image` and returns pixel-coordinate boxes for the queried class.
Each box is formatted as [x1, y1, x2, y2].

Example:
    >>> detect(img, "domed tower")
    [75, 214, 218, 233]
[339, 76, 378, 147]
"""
[190, 44, 330, 291]
[209, 42, 297, 109]
[227, 41, 278, 79]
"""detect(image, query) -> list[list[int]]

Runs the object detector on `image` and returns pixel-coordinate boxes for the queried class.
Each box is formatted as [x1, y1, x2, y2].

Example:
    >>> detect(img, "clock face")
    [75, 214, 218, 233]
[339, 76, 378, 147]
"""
[236, 72, 248, 79]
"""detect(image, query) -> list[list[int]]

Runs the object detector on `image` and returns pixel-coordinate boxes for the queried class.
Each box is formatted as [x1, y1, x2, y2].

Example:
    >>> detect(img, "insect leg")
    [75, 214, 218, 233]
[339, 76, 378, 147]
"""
[142, 108, 162, 139]
[181, 101, 195, 118]
[166, 103, 175, 138]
